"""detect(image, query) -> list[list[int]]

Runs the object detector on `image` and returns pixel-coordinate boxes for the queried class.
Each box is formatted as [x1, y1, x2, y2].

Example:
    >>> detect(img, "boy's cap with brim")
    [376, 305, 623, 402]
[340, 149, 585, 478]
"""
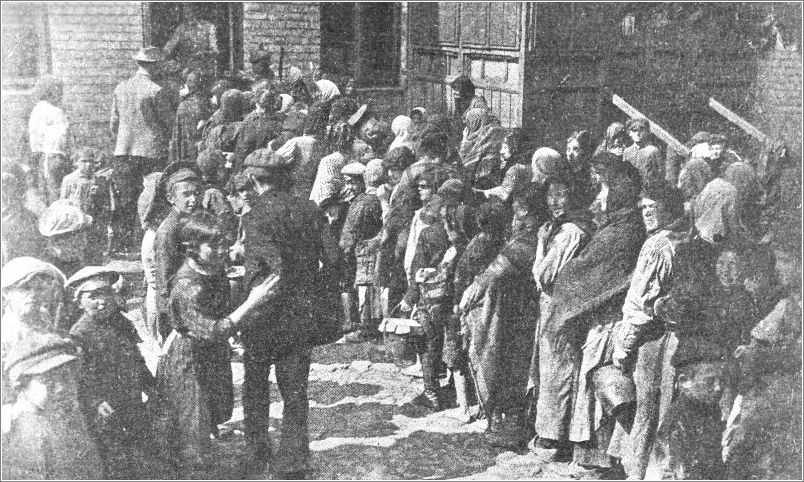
[159, 162, 202, 197]
[1, 257, 66, 291]
[65, 266, 122, 294]
[341, 162, 366, 177]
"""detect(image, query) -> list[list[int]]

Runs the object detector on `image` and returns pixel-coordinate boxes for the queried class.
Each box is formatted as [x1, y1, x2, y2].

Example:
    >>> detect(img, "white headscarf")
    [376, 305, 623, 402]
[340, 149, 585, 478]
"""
[316, 79, 341, 103]
[388, 115, 414, 152]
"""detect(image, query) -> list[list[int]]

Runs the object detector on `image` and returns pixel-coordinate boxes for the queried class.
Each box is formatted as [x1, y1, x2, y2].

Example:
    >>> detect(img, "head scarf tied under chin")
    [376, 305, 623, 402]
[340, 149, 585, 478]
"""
[315, 79, 341, 103]
[277, 94, 293, 114]
[462, 108, 489, 136]
[389, 115, 413, 152]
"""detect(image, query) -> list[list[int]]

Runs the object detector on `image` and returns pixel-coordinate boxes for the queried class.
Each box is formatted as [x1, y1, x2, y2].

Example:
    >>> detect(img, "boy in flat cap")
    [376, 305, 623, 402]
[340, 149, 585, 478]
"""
[1, 258, 104, 480]
[154, 162, 202, 339]
[339, 162, 384, 342]
[67, 266, 166, 479]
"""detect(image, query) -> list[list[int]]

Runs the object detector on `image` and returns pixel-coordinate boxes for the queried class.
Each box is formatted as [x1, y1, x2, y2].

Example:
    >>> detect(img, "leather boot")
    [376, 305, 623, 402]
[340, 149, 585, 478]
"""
[418, 349, 442, 411]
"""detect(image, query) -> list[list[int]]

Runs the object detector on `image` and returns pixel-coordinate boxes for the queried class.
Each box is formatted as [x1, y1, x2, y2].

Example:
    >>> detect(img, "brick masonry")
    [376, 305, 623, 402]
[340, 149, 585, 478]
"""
[1, 2, 143, 159]
[242, 2, 321, 80]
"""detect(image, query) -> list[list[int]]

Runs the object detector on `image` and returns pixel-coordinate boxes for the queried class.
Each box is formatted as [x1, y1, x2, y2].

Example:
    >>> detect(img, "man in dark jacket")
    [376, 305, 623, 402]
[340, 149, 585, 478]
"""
[239, 150, 339, 479]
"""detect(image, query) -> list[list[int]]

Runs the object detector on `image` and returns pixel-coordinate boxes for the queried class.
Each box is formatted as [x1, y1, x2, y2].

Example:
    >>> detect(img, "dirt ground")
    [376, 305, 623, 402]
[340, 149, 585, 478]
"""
[118, 260, 605, 481]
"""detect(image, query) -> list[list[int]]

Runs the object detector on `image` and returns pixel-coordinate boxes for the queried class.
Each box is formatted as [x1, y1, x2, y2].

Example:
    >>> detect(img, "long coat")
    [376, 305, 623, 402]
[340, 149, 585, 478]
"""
[111, 71, 172, 159]
[534, 207, 645, 445]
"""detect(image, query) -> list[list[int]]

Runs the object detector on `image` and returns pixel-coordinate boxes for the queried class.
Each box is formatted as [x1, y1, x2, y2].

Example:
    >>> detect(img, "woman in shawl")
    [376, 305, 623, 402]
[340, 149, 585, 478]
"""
[458, 108, 508, 190]
[527, 174, 596, 433]
[388, 115, 415, 153]
[459, 185, 550, 450]
[201, 89, 244, 153]
[565, 130, 597, 207]
[313, 79, 341, 120]
[480, 128, 532, 203]
[170, 70, 212, 163]
[532, 162, 646, 471]
[310, 121, 357, 206]
[723, 161, 764, 235]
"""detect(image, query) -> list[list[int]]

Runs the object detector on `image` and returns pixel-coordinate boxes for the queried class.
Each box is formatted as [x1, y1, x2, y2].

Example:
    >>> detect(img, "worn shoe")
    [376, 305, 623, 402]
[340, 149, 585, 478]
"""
[528, 437, 572, 462]
[485, 412, 530, 451]
[411, 390, 442, 411]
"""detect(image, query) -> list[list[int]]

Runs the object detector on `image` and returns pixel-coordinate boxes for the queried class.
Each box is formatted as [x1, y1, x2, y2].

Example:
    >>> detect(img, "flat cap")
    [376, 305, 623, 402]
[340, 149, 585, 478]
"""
[341, 162, 366, 177]
[1, 257, 66, 291]
[243, 148, 292, 170]
[65, 266, 122, 294]
[159, 162, 202, 197]
[38, 199, 93, 237]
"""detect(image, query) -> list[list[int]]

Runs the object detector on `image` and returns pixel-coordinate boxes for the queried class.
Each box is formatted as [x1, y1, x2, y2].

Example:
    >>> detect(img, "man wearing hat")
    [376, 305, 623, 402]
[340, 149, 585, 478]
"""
[339, 162, 383, 342]
[110, 46, 173, 255]
[623, 117, 664, 190]
[154, 162, 201, 339]
[67, 266, 164, 479]
[238, 149, 338, 478]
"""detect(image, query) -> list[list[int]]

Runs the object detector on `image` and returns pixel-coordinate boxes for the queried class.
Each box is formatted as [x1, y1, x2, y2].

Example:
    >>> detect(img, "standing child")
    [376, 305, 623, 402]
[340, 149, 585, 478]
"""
[154, 162, 202, 339]
[67, 266, 167, 479]
[339, 162, 383, 342]
[152, 212, 279, 477]
[1, 257, 103, 480]
[60, 148, 112, 264]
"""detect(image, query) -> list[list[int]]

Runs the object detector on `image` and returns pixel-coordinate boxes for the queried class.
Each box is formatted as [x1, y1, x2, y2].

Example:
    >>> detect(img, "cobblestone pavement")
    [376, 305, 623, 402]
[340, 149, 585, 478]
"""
[118, 259, 604, 480]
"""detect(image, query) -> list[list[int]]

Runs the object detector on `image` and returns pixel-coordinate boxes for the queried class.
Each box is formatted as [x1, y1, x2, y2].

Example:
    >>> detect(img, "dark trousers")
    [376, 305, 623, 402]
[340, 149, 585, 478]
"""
[111, 155, 165, 251]
[242, 340, 311, 474]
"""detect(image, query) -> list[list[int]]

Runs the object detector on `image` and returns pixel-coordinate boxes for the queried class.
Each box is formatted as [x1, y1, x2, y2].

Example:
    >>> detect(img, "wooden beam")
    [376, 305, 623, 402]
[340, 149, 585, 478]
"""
[611, 94, 690, 156]
[708, 97, 770, 144]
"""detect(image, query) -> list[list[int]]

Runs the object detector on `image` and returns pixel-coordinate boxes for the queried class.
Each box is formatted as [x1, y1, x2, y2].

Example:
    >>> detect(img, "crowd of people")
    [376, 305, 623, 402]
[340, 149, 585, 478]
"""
[1, 43, 801, 481]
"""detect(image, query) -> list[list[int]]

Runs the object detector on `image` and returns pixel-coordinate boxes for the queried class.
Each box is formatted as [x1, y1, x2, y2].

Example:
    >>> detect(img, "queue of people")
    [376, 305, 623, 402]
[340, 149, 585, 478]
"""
[0, 43, 801, 481]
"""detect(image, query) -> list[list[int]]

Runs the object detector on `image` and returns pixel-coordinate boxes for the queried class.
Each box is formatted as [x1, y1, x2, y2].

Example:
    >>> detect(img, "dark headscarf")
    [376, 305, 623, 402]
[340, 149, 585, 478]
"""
[220, 89, 244, 122]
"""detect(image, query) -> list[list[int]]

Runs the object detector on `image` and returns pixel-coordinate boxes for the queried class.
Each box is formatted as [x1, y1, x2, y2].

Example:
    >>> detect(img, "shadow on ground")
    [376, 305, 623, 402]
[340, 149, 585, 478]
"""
[310, 431, 501, 480]
[312, 339, 394, 364]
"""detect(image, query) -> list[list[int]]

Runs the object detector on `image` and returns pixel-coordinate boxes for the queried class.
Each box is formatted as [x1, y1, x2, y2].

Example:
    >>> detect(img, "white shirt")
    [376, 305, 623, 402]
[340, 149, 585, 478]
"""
[28, 100, 71, 155]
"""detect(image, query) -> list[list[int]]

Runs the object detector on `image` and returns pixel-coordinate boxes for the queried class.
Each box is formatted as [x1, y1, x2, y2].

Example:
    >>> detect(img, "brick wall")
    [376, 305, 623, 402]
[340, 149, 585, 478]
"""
[752, 49, 802, 155]
[242, 2, 320, 78]
[1, 2, 143, 159]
